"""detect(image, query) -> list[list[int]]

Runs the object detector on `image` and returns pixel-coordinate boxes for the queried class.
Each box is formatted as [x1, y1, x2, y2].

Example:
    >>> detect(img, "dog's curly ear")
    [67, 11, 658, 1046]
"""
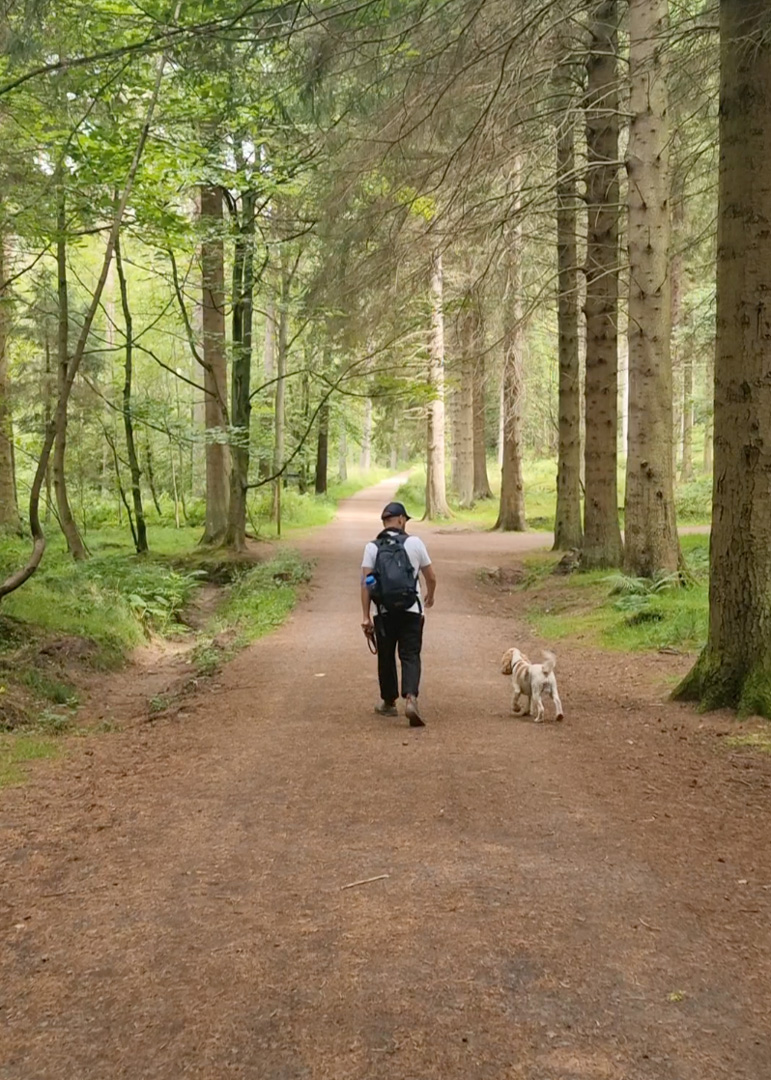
[501, 648, 515, 675]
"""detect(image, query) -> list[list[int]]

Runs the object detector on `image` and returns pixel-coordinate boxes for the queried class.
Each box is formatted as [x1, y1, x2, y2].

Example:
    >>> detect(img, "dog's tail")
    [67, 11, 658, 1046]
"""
[541, 650, 557, 675]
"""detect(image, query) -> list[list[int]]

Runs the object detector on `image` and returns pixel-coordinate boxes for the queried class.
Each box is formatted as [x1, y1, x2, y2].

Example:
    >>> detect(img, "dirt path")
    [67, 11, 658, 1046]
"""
[2, 479, 770, 1080]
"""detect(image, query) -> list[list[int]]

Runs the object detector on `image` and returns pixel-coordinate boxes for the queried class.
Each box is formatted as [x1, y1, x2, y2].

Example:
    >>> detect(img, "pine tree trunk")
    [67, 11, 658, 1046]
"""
[315, 401, 329, 495]
[258, 296, 275, 480]
[582, 0, 623, 568]
[53, 189, 87, 560]
[226, 191, 255, 552]
[455, 298, 477, 507]
[199, 184, 230, 545]
[425, 250, 451, 518]
[623, 0, 680, 578]
[0, 229, 20, 534]
[675, 1, 771, 715]
[553, 78, 583, 550]
[472, 350, 493, 500]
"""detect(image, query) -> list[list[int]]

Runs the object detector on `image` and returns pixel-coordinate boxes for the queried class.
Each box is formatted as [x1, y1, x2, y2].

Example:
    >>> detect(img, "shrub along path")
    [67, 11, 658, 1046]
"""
[1, 479, 769, 1079]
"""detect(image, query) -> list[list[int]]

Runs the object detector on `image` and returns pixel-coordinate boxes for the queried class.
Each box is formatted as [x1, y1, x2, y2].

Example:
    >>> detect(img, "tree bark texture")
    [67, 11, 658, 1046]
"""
[676, 0, 771, 714]
[273, 265, 289, 518]
[425, 250, 451, 518]
[553, 83, 583, 550]
[199, 184, 230, 545]
[582, 0, 623, 568]
[623, 0, 680, 578]
[114, 238, 148, 553]
[360, 393, 373, 471]
[0, 230, 20, 533]
[681, 354, 694, 482]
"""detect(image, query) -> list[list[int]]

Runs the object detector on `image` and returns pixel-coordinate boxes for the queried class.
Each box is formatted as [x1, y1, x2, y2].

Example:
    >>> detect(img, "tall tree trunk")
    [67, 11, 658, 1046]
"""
[114, 237, 148, 554]
[455, 297, 477, 507]
[473, 350, 493, 500]
[675, 0, 771, 714]
[425, 250, 451, 518]
[199, 184, 230, 545]
[623, 0, 679, 577]
[703, 349, 714, 472]
[53, 189, 87, 559]
[553, 74, 583, 550]
[0, 227, 20, 533]
[226, 190, 255, 552]
[496, 215, 527, 532]
[315, 401, 329, 495]
[582, 0, 623, 568]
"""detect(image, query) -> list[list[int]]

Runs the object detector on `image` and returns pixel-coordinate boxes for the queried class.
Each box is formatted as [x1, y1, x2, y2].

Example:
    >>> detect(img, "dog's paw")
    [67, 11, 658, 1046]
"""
[555, 713, 564, 722]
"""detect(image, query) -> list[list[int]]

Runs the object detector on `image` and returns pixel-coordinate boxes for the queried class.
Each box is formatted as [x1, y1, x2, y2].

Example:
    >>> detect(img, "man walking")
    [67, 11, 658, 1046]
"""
[361, 501, 437, 726]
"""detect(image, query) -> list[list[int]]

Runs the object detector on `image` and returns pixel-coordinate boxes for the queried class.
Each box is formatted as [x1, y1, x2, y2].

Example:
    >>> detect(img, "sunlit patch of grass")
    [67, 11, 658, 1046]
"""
[0, 734, 61, 790]
[724, 732, 771, 754]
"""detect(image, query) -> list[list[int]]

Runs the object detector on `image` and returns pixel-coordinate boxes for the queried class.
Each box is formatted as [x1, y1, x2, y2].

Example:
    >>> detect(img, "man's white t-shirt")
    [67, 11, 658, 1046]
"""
[362, 531, 432, 614]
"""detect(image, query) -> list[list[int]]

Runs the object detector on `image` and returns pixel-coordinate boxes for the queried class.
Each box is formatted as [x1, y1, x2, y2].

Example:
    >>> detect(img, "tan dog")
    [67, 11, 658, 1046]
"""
[501, 647, 564, 722]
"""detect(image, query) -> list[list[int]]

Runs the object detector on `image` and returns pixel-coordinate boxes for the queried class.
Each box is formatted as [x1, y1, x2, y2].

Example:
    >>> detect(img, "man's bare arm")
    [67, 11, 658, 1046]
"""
[422, 564, 437, 608]
[361, 570, 373, 627]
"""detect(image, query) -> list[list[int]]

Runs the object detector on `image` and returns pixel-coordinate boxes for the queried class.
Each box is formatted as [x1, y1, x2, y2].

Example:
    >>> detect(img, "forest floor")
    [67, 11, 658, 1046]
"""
[1, 478, 770, 1080]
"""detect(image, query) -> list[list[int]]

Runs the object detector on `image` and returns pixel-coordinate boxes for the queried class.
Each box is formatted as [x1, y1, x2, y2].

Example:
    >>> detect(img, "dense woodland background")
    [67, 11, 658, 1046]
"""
[0, 0, 770, 725]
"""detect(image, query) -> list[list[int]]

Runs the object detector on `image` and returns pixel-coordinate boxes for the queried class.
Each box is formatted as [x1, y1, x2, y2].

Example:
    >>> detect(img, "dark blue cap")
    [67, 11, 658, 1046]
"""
[381, 501, 411, 521]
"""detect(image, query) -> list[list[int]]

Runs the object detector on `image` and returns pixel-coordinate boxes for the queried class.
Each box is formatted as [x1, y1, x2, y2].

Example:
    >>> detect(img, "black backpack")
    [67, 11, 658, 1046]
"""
[370, 530, 419, 613]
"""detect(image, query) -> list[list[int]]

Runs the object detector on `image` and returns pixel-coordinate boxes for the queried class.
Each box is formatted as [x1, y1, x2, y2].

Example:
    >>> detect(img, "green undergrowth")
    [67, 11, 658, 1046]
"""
[202, 548, 313, 658]
[249, 467, 391, 538]
[397, 460, 712, 531]
[522, 535, 709, 654]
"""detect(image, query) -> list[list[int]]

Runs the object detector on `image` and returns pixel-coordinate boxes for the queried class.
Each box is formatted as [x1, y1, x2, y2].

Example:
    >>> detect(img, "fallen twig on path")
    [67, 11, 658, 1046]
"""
[341, 874, 389, 891]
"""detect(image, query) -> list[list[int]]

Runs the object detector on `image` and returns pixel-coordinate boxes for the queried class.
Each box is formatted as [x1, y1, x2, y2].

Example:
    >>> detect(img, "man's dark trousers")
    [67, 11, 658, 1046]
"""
[374, 611, 424, 701]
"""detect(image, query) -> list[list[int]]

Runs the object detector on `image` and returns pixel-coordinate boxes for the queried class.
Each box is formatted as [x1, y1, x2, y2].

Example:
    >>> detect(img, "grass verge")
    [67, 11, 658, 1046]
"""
[0, 734, 61, 789]
[518, 535, 709, 654]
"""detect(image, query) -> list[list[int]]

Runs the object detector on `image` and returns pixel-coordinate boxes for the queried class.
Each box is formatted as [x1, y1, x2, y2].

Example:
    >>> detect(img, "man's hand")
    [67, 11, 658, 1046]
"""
[361, 618, 374, 635]
[424, 594, 435, 609]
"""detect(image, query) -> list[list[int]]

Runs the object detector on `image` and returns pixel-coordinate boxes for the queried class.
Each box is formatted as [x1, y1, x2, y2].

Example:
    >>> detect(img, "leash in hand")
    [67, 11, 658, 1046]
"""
[364, 625, 378, 655]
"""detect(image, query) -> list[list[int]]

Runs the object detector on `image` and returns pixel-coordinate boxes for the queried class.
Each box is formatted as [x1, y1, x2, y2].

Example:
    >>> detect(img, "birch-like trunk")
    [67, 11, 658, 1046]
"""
[675, 1, 771, 714]
[553, 75, 583, 550]
[497, 177, 527, 532]
[623, 0, 679, 578]
[681, 355, 694, 481]
[0, 229, 20, 533]
[199, 184, 230, 545]
[582, 0, 623, 568]
[425, 250, 450, 518]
